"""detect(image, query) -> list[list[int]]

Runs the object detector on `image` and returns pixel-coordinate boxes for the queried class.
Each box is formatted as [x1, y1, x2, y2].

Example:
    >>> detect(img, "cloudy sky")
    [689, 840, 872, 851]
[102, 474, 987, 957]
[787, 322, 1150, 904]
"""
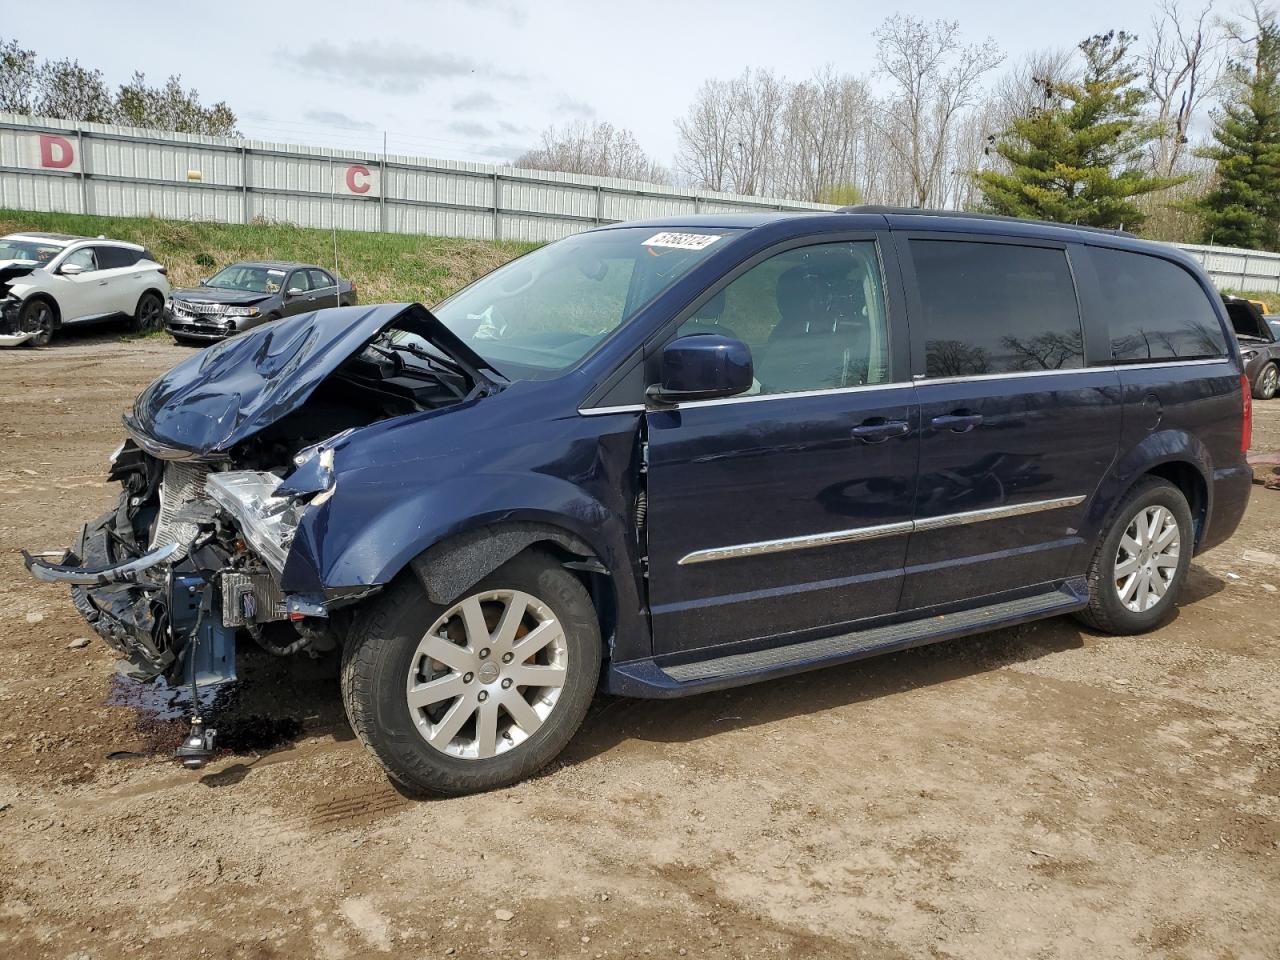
[21, 0, 1155, 166]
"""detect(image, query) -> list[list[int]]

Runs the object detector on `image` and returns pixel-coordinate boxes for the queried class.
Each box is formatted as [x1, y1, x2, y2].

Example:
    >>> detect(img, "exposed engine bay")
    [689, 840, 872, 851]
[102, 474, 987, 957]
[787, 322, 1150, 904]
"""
[0, 263, 39, 346]
[23, 306, 500, 765]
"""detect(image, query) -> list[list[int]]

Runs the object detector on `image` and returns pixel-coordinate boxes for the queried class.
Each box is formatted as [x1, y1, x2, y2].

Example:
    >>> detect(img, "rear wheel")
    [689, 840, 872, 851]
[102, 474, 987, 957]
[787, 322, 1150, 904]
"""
[1074, 477, 1193, 634]
[20, 298, 55, 347]
[129, 291, 164, 332]
[1253, 362, 1278, 400]
[341, 551, 601, 795]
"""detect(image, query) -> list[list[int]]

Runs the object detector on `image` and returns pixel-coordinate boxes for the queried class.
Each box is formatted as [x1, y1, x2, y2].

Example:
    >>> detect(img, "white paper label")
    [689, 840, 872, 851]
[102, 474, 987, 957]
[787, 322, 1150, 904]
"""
[642, 232, 722, 251]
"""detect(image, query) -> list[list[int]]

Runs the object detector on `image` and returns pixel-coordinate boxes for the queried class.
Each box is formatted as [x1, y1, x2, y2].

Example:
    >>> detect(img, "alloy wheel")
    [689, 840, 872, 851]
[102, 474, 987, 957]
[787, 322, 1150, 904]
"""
[1261, 364, 1278, 400]
[138, 295, 163, 330]
[1113, 505, 1181, 613]
[405, 590, 568, 760]
[29, 303, 53, 345]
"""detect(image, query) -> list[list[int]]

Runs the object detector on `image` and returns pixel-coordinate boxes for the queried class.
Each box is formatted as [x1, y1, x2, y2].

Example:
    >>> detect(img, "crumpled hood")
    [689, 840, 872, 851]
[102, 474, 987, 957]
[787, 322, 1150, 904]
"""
[0, 261, 38, 285]
[171, 286, 272, 305]
[124, 302, 500, 458]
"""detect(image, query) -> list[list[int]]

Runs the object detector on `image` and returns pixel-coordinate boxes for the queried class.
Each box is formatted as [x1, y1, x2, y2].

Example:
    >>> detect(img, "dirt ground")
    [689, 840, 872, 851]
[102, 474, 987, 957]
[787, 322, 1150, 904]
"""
[0, 329, 1277, 960]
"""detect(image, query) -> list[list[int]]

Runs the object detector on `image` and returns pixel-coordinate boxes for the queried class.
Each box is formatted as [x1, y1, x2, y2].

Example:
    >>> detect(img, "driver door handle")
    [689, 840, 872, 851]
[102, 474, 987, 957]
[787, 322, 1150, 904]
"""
[851, 419, 910, 443]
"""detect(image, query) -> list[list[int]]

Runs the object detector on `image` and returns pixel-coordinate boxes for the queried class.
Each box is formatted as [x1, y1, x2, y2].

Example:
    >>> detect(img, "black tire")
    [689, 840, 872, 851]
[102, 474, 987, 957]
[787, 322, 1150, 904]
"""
[20, 298, 55, 347]
[1074, 477, 1194, 634]
[341, 550, 601, 795]
[1252, 362, 1278, 400]
[129, 291, 164, 332]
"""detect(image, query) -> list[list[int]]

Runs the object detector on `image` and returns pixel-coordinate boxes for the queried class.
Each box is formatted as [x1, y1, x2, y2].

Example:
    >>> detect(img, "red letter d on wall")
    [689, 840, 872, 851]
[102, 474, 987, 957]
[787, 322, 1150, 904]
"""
[38, 135, 75, 169]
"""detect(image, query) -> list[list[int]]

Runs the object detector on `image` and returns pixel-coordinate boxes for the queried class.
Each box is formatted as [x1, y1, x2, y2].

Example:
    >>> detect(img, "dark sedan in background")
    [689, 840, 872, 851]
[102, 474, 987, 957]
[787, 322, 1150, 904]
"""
[1223, 294, 1280, 399]
[165, 261, 357, 344]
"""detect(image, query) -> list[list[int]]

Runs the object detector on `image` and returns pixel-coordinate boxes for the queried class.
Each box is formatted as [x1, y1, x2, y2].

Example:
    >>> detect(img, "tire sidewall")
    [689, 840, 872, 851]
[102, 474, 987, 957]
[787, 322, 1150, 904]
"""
[1257, 363, 1278, 401]
[22, 299, 54, 346]
[133, 292, 163, 331]
[348, 554, 601, 794]
[1093, 480, 1194, 632]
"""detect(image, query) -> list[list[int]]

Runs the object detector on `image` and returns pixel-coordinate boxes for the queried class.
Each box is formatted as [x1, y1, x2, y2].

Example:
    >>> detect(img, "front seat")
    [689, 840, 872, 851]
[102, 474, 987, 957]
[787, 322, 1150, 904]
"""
[756, 265, 845, 393]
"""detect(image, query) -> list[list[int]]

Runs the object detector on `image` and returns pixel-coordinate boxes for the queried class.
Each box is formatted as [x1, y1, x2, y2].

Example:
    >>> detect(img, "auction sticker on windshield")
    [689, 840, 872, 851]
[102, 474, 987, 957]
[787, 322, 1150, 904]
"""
[643, 232, 722, 251]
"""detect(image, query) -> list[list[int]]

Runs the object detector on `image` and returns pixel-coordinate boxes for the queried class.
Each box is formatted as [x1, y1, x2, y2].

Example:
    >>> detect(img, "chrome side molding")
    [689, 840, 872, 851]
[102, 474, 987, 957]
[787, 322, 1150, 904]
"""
[677, 495, 1087, 566]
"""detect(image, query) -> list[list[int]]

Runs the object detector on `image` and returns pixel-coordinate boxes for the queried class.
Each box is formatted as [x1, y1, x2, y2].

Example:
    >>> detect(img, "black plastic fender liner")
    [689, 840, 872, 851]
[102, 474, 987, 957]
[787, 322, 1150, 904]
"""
[408, 522, 602, 607]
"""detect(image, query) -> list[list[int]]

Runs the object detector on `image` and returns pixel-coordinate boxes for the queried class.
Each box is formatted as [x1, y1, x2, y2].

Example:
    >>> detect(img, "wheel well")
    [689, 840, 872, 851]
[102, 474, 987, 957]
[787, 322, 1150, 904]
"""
[526, 540, 618, 664]
[137, 288, 165, 309]
[1145, 461, 1207, 546]
[22, 293, 60, 326]
[407, 524, 619, 661]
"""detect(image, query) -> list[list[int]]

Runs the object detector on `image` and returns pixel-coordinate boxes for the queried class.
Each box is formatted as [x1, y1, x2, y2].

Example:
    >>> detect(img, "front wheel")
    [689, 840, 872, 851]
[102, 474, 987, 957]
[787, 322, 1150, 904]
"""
[20, 298, 55, 346]
[1253, 362, 1278, 400]
[341, 551, 601, 795]
[1074, 477, 1193, 634]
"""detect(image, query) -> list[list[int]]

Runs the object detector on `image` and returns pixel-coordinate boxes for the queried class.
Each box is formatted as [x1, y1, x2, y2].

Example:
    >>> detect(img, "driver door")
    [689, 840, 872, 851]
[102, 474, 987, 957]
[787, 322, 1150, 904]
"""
[52, 247, 103, 322]
[282, 269, 314, 315]
[644, 236, 919, 657]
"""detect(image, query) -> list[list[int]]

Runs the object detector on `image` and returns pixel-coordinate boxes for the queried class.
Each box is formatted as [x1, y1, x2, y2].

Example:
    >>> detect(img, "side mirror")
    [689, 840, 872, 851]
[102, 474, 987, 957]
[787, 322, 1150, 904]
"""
[197, 277, 208, 286]
[59, 262, 84, 276]
[285, 287, 304, 298]
[649, 334, 753, 403]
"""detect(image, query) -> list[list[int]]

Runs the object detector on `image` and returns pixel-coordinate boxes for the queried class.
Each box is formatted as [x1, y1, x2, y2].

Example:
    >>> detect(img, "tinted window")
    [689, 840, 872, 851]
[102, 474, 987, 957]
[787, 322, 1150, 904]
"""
[1094, 249, 1228, 362]
[95, 246, 138, 269]
[911, 240, 1083, 377]
[287, 270, 312, 292]
[307, 268, 334, 289]
[674, 241, 891, 396]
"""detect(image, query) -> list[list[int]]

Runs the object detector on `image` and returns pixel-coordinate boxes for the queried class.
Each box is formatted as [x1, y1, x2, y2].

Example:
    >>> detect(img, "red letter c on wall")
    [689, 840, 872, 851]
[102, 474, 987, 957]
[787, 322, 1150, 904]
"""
[39, 135, 74, 169]
[346, 164, 371, 194]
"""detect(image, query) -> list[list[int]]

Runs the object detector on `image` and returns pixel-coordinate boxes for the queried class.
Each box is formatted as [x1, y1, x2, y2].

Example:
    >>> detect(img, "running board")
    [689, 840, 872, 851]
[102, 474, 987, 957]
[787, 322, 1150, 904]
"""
[606, 580, 1088, 698]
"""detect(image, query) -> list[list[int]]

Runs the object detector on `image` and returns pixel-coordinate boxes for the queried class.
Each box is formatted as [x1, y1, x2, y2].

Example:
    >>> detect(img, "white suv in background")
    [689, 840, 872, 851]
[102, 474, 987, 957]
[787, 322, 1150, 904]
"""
[0, 233, 170, 347]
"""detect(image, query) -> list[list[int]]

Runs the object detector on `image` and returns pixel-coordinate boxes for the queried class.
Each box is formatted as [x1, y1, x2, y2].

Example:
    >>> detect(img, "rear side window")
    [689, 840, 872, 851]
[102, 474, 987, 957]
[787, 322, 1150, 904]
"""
[910, 239, 1084, 377]
[1092, 249, 1228, 362]
[95, 246, 139, 269]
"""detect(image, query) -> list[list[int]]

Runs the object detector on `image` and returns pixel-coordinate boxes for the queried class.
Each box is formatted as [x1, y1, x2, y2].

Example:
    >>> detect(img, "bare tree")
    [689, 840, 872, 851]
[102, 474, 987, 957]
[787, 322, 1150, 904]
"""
[0, 38, 37, 114]
[873, 15, 1004, 207]
[516, 120, 669, 183]
[32, 57, 112, 123]
[1141, 0, 1226, 176]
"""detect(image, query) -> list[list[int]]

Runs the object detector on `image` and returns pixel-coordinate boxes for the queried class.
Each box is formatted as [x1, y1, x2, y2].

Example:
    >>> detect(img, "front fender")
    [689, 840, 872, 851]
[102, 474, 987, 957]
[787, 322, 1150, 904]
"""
[284, 470, 629, 592]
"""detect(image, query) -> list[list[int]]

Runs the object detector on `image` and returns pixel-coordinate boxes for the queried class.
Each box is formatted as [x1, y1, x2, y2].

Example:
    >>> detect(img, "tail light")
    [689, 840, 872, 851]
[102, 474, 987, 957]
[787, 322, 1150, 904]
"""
[1241, 373, 1253, 452]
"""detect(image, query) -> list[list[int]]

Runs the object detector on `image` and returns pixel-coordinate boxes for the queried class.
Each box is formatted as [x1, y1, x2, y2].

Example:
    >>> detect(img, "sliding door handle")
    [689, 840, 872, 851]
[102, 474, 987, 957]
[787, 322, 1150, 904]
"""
[931, 413, 983, 433]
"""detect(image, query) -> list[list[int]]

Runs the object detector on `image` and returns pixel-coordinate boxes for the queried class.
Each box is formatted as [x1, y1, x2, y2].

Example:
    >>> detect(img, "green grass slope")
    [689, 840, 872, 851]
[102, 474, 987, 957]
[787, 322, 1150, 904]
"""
[0, 210, 536, 306]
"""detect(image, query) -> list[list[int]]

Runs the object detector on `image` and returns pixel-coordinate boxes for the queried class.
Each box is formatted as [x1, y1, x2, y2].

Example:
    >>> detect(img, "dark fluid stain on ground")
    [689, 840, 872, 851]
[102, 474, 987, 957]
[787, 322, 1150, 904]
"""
[107, 670, 305, 759]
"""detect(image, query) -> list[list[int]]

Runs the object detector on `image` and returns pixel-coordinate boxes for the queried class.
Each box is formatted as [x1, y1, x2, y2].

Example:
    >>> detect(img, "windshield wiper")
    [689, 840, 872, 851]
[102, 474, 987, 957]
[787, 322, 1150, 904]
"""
[383, 338, 468, 377]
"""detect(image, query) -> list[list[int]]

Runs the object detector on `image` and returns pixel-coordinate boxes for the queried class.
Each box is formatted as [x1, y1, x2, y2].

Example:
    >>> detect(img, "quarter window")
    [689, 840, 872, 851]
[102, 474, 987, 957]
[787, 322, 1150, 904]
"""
[94, 246, 138, 269]
[910, 240, 1084, 377]
[674, 241, 891, 396]
[1091, 249, 1228, 362]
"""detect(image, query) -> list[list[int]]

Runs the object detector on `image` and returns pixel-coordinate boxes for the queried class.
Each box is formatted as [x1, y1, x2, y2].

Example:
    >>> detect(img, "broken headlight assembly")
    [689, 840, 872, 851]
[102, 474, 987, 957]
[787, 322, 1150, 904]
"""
[204, 433, 345, 577]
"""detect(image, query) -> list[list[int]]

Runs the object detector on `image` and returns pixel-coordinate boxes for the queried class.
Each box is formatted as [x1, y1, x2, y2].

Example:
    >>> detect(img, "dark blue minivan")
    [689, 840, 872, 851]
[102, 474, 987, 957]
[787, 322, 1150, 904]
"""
[27, 208, 1253, 793]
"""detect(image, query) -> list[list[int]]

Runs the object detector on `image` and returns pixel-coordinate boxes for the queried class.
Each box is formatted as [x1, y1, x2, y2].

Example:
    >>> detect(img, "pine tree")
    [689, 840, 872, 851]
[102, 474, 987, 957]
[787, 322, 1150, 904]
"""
[1196, 9, 1280, 250]
[973, 32, 1183, 229]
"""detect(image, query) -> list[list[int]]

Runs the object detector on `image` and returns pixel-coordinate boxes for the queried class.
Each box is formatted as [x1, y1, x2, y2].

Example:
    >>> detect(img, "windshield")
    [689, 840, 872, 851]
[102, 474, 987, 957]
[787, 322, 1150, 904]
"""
[1269, 318, 1280, 338]
[0, 239, 64, 264]
[205, 265, 286, 294]
[426, 226, 741, 377]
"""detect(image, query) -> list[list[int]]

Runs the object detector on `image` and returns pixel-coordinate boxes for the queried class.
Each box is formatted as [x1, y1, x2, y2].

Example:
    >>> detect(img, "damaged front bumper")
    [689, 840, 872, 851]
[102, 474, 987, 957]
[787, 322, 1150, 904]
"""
[0, 297, 35, 347]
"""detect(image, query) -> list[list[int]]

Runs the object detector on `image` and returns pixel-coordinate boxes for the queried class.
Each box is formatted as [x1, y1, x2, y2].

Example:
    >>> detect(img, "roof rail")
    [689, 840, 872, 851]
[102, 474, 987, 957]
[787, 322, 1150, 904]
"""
[836, 205, 1137, 239]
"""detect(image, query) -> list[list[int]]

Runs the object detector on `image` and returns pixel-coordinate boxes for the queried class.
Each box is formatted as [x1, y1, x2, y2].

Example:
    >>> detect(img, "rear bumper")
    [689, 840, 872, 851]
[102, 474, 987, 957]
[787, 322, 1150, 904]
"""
[1201, 462, 1253, 553]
